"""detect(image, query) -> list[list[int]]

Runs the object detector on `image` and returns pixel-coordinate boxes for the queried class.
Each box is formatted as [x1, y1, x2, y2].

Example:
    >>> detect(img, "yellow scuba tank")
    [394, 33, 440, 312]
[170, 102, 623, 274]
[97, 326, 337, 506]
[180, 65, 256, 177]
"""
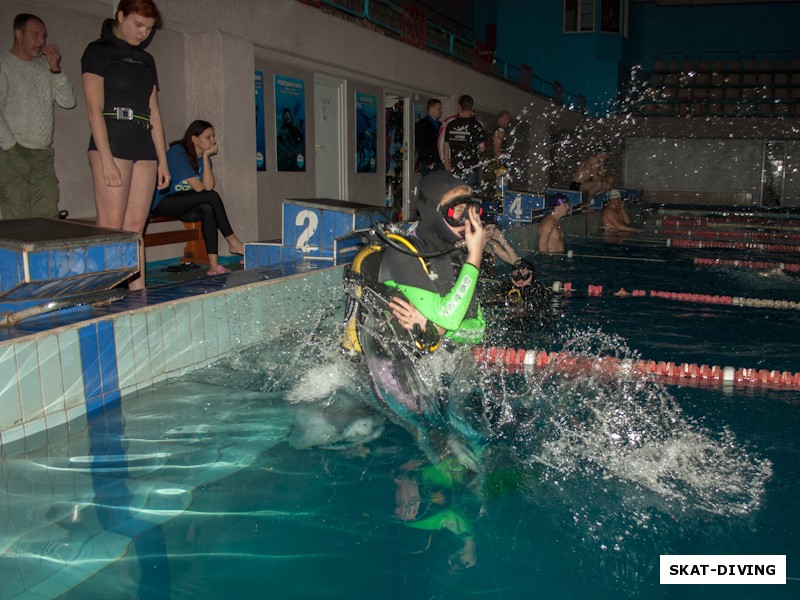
[341, 233, 431, 354]
[342, 244, 383, 353]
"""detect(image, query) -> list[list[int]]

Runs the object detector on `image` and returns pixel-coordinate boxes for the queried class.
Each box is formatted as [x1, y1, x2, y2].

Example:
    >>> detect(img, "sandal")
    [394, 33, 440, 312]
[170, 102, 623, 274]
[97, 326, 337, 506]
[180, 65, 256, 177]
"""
[161, 262, 201, 273]
[206, 265, 231, 276]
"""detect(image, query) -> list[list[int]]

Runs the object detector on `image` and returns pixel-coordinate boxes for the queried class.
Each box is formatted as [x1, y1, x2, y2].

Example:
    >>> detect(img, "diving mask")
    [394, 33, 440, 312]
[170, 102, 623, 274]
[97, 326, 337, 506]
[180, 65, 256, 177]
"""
[438, 195, 483, 228]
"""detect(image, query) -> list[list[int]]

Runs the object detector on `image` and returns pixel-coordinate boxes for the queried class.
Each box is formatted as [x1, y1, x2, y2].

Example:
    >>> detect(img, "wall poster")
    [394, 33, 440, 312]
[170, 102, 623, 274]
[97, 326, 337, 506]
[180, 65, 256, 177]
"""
[355, 92, 377, 173]
[255, 70, 266, 171]
[274, 75, 306, 172]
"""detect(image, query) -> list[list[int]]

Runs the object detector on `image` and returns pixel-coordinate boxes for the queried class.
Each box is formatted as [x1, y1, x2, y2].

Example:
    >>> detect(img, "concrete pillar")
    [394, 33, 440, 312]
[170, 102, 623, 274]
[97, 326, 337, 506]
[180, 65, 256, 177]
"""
[184, 31, 258, 250]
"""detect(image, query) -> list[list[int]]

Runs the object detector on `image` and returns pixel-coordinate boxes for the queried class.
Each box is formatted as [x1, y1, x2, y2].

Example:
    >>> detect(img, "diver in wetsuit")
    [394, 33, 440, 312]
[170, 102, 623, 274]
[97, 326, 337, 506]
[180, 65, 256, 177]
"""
[342, 171, 489, 455]
[505, 259, 550, 306]
[502, 258, 557, 333]
[479, 257, 556, 350]
[379, 171, 489, 348]
[345, 174, 509, 568]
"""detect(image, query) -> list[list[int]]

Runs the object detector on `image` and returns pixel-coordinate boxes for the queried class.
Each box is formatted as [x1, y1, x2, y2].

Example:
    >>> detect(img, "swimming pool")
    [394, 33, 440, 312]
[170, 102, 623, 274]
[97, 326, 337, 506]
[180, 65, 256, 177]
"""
[1, 208, 798, 599]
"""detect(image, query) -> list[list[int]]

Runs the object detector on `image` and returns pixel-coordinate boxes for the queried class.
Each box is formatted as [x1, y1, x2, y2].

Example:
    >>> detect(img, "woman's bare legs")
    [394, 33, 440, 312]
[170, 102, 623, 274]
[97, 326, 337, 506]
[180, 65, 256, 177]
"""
[123, 160, 158, 289]
[89, 152, 157, 290]
[226, 234, 244, 255]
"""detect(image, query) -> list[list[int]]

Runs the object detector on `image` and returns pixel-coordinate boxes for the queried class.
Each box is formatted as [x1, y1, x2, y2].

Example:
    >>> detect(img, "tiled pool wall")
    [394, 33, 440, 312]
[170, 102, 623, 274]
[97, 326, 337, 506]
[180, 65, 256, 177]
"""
[0, 215, 565, 450]
[0, 266, 346, 450]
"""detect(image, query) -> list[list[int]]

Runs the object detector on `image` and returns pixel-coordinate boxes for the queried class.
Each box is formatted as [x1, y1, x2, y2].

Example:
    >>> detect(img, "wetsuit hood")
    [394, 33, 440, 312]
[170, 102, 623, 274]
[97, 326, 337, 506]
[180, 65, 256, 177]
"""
[100, 18, 156, 51]
[415, 171, 469, 251]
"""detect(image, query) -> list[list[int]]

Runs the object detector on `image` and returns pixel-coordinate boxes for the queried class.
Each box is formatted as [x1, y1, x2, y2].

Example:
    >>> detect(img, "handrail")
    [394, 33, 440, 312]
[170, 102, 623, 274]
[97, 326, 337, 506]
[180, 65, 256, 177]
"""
[410, 0, 476, 43]
[310, 0, 584, 113]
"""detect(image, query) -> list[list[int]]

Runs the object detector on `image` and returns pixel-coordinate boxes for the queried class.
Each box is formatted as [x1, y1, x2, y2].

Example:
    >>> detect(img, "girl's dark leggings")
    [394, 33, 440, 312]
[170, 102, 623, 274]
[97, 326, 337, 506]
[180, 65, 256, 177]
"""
[152, 190, 234, 254]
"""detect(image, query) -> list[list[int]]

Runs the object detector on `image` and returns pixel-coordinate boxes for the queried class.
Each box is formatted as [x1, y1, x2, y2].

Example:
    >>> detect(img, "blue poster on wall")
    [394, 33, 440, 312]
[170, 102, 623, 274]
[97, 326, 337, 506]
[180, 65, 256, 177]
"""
[255, 70, 266, 171]
[355, 92, 377, 173]
[274, 75, 306, 172]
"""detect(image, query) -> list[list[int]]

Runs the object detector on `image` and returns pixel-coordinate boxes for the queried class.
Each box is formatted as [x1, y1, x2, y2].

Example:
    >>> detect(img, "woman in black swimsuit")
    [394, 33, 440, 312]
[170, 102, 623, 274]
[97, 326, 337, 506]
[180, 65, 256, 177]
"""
[81, 0, 169, 289]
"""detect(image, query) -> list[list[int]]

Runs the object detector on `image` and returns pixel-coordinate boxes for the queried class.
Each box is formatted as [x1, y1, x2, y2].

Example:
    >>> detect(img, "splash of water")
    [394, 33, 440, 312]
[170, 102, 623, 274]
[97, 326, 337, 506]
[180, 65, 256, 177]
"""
[459, 327, 772, 519]
[214, 306, 771, 527]
[478, 64, 800, 200]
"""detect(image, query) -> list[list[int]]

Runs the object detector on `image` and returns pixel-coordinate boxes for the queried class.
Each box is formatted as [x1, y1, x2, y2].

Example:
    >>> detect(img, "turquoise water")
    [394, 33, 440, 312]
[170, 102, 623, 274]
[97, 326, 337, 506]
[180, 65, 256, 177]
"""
[2, 216, 800, 599]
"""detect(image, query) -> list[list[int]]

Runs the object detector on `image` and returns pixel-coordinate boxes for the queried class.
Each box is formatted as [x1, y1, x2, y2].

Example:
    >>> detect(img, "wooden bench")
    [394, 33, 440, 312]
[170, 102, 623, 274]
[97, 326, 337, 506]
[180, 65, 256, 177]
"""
[144, 215, 208, 264]
[73, 215, 209, 264]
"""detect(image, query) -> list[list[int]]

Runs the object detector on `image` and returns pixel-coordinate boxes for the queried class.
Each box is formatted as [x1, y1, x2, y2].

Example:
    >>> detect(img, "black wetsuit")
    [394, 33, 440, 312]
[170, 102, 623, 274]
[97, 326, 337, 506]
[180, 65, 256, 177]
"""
[378, 228, 484, 344]
[81, 20, 159, 161]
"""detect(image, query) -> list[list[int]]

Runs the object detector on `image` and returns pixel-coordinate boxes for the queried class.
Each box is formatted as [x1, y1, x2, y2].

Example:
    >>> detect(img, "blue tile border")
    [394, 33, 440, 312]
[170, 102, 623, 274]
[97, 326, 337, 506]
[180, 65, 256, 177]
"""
[78, 323, 103, 413]
[0, 219, 533, 449]
[0, 262, 353, 449]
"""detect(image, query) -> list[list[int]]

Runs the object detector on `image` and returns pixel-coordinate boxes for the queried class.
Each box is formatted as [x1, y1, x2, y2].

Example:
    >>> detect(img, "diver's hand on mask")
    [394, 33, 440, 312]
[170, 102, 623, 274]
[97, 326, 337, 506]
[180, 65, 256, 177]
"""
[464, 206, 487, 269]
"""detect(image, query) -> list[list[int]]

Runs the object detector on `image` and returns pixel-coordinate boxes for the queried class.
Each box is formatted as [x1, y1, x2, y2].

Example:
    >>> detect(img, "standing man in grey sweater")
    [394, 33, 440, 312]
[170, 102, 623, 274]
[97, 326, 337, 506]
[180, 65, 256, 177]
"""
[0, 13, 76, 219]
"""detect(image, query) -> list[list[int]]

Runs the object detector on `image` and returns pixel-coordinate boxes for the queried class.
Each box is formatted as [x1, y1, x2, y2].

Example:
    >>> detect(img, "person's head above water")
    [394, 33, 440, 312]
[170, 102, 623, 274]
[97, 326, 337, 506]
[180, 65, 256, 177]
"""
[593, 146, 609, 163]
[549, 193, 570, 217]
[416, 171, 480, 245]
[510, 258, 535, 288]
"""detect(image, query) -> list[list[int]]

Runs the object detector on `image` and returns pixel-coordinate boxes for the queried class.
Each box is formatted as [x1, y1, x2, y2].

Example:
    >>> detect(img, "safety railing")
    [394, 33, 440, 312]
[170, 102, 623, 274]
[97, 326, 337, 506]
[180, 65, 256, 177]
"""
[298, 0, 585, 113]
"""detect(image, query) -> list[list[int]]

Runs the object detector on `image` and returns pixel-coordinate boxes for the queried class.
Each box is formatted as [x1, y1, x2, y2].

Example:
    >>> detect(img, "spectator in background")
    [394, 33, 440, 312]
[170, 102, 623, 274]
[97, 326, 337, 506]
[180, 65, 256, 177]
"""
[491, 109, 512, 162]
[414, 98, 443, 176]
[570, 148, 613, 202]
[442, 95, 487, 189]
[0, 13, 76, 219]
[152, 120, 245, 277]
[483, 109, 513, 198]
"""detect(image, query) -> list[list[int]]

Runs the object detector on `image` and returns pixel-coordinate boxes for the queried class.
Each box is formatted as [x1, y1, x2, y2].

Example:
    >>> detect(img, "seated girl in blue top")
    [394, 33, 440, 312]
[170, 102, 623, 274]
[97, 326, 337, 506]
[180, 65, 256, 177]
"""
[152, 120, 245, 275]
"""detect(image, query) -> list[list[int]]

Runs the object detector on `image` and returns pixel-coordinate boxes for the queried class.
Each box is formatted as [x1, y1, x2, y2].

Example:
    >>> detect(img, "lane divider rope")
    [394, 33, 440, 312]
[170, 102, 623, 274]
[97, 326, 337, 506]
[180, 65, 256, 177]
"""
[471, 346, 800, 389]
[658, 228, 800, 243]
[693, 257, 800, 273]
[656, 215, 800, 228]
[552, 282, 800, 310]
[667, 238, 800, 253]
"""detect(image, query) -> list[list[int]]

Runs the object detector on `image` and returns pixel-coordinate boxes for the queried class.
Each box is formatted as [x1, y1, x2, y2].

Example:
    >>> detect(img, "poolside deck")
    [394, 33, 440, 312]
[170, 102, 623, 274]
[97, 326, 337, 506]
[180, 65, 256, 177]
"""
[0, 258, 321, 345]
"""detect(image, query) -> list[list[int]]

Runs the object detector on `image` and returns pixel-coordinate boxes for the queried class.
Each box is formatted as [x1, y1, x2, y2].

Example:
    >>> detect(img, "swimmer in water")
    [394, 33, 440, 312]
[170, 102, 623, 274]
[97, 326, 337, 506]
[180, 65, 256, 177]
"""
[538, 193, 570, 253]
[602, 190, 643, 233]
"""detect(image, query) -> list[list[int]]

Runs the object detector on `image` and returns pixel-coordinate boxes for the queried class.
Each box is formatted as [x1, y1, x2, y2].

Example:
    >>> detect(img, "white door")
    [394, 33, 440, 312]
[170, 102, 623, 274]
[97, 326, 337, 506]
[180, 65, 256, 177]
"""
[314, 75, 346, 199]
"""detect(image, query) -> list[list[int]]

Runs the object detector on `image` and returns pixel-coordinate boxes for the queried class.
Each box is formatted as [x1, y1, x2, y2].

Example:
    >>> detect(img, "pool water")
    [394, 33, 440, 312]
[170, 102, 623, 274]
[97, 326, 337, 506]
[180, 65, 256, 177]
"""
[2, 213, 800, 599]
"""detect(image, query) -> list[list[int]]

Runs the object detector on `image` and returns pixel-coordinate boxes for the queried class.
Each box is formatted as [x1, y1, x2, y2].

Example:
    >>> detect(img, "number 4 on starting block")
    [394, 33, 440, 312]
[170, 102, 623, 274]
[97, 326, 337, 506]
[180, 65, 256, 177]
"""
[503, 191, 544, 223]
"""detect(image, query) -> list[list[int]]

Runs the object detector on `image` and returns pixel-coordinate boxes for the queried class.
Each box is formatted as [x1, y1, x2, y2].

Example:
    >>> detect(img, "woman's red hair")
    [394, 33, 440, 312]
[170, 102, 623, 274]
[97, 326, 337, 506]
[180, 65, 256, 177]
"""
[116, 0, 161, 22]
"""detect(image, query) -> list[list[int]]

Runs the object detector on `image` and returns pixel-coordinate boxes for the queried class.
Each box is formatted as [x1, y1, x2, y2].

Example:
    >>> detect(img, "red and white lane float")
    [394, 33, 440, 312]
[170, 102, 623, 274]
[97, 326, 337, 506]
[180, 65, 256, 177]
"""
[471, 346, 800, 389]
[656, 215, 800, 228]
[551, 281, 800, 310]
[648, 290, 800, 310]
[694, 257, 800, 273]
[667, 238, 800, 253]
[660, 228, 800, 243]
